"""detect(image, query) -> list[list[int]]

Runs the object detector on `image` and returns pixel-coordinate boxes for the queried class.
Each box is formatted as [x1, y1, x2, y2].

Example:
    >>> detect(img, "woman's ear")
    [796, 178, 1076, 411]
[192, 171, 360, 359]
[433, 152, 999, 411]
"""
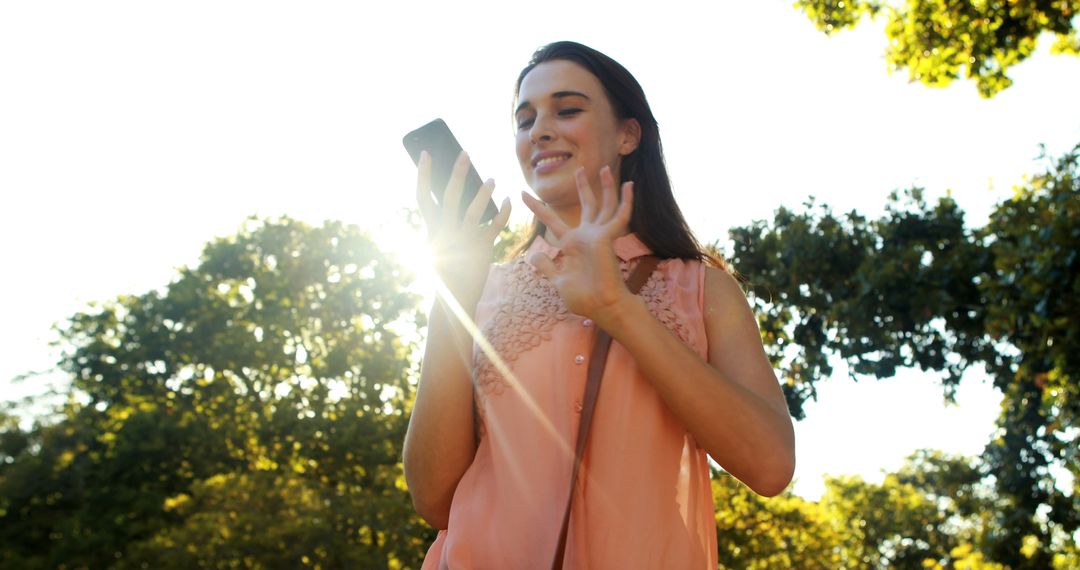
[618, 118, 642, 156]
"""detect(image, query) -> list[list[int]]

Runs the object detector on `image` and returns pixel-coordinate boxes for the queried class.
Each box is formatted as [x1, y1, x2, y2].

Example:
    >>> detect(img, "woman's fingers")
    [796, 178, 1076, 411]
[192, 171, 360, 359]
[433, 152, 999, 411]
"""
[463, 178, 496, 226]
[598, 166, 617, 221]
[441, 151, 471, 223]
[521, 167, 631, 241]
[484, 197, 513, 243]
[416, 151, 438, 228]
[575, 167, 598, 222]
[613, 181, 634, 233]
[521, 191, 570, 238]
[416, 150, 502, 245]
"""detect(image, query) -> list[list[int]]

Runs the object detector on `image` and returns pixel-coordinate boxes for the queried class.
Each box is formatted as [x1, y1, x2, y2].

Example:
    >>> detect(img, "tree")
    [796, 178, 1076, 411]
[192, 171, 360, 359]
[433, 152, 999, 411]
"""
[714, 450, 1012, 569]
[795, 0, 1080, 97]
[713, 472, 851, 568]
[727, 143, 1079, 567]
[0, 217, 433, 568]
[820, 451, 1004, 569]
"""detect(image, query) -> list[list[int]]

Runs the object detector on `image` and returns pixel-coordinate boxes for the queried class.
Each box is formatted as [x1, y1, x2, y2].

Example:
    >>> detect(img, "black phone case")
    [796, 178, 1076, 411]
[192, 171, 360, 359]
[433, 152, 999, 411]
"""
[403, 118, 498, 224]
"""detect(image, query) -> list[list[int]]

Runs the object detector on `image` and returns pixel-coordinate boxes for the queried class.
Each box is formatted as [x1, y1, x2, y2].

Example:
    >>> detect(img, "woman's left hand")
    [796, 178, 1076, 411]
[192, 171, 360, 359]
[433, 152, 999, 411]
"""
[521, 165, 636, 325]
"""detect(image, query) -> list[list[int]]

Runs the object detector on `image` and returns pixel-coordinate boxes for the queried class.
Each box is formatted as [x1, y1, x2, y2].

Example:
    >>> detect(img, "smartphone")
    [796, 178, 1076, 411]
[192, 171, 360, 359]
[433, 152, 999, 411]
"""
[403, 118, 498, 224]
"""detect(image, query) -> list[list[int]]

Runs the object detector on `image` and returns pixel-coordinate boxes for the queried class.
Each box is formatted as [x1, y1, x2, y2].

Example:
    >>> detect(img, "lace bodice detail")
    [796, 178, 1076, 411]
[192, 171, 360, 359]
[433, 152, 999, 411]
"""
[472, 256, 694, 400]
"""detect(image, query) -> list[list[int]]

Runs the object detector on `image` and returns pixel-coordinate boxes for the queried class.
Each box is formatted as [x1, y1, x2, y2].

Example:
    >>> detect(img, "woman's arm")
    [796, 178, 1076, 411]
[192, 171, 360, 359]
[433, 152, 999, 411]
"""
[403, 291, 482, 529]
[523, 166, 794, 496]
[402, 151, 511, 528]
[599, 265, 795, 496]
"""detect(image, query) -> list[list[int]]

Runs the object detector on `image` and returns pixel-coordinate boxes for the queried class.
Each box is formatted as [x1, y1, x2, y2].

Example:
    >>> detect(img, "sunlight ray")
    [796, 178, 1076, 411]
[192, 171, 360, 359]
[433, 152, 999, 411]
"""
[433, 278, 575, 465]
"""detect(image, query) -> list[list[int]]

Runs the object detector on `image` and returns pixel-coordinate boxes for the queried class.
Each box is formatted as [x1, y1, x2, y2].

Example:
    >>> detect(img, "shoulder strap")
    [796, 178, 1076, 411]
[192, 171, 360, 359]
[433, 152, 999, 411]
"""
[550, 255, 661, 570]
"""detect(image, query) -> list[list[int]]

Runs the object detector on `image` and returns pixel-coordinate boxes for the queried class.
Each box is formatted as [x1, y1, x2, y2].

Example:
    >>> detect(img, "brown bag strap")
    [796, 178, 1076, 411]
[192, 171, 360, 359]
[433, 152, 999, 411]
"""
[550, 255, 661, 570]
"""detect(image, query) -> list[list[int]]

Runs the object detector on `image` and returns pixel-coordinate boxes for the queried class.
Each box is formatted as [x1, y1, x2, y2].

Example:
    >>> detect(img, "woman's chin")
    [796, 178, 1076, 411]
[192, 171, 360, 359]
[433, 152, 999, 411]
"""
[529, 178, 577, 205]
[532, 189, 575, 208]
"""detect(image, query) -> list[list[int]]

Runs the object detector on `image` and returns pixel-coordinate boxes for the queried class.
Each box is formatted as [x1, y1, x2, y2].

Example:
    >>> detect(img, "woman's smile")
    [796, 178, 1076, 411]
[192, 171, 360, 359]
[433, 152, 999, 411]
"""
[532, 151, 573, 174]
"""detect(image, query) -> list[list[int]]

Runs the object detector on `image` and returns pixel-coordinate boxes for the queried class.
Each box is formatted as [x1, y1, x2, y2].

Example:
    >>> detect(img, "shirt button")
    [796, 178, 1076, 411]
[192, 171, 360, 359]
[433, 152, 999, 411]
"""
[582, 319, 593, 328]
[574, 354, 585, 365]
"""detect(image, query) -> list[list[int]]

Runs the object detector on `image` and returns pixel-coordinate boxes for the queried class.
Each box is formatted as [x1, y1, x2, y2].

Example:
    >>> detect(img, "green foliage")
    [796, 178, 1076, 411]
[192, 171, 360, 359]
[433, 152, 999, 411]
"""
[820, 451, 1002, 569]
[714, 473, 849, 568]
[716, 451, 1008, 569]
[795, 0, 884, 32]
[731, 186, 993, 419]
[0, 217, 433, 568]
[493, 222, 532, 262]
[728, 143, 1080, 566]
[824, 473, 954, 568]
[795, 0, 1080, 97]
[978, 144, 1080, 568]
[0, 409, 28, 468]
[120, 471, 424, 569]
[984, 145, 1080, 440]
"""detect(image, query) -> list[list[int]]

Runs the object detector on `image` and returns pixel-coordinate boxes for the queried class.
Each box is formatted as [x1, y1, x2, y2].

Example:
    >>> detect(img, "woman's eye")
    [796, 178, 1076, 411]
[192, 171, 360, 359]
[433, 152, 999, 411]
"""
[516, 109, 579, 130]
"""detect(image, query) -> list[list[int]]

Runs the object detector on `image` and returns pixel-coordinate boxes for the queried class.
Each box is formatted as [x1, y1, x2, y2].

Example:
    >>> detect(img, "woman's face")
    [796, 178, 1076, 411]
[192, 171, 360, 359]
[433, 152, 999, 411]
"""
[514, 60, 639, 211]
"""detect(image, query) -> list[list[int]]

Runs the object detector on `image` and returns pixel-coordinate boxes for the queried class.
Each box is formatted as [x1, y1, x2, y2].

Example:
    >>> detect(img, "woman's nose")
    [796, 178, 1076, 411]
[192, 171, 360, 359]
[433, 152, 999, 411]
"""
[529, 115, 555, 144]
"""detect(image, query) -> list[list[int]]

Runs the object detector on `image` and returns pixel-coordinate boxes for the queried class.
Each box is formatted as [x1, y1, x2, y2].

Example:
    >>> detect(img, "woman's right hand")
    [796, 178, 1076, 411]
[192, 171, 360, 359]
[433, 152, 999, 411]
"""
[416, 150, 511, 305]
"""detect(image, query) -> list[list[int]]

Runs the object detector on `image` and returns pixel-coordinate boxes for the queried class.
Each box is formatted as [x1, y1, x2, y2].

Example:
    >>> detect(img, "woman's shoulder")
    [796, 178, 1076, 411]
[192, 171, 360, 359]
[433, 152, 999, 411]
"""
[702, 263, 749, 316]
[702, 263, 742, 293]
[649, 255, 714, 299]
[652, 257, 749, 335]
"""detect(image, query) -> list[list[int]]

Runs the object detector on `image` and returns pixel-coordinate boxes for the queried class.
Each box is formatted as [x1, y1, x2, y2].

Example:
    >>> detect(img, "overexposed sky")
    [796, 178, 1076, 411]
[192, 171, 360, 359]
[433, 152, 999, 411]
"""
[2, 1, 1078, 500]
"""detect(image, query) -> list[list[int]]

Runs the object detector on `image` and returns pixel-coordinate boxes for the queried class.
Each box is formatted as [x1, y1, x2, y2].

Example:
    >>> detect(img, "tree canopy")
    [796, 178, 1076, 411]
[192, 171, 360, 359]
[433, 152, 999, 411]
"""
[713, 450, 1025, 569]
[0, 218, 433, 568]
[795, 0, 1080, 96]
[728, 142, 1079, 567]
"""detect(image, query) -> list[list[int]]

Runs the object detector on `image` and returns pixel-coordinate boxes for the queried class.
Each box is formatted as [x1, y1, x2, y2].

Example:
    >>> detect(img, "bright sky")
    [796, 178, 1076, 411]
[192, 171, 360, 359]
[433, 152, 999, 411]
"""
[3, 1, 1079, 501]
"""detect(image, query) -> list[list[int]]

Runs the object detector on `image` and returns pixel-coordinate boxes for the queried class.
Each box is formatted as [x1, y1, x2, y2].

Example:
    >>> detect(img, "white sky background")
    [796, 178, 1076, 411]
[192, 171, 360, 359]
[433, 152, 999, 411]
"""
[2, 1, 1079, 500]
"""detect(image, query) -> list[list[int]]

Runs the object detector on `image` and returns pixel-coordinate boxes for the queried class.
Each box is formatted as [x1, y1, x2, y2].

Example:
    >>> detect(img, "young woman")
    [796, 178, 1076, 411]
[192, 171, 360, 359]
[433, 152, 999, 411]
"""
[404, 41, 795, 569]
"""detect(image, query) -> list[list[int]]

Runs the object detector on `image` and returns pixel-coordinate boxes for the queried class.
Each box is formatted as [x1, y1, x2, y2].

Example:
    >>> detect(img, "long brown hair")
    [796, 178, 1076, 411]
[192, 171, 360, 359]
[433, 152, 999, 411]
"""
[510, 41, 720, 267]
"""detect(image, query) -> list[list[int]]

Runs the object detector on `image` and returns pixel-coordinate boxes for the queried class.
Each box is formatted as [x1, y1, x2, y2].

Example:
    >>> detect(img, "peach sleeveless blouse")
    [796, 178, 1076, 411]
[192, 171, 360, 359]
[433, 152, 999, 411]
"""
[421, 234, 717, 569]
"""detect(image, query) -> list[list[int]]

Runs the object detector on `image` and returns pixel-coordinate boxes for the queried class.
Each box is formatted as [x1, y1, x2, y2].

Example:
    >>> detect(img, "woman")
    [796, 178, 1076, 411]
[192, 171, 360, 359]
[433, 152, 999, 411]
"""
[404, 41, 795, 569]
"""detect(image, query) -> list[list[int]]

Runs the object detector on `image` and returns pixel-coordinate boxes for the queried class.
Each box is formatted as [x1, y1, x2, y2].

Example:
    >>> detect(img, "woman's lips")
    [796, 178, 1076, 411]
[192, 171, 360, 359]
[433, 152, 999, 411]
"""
[533, 154, 571, 175]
